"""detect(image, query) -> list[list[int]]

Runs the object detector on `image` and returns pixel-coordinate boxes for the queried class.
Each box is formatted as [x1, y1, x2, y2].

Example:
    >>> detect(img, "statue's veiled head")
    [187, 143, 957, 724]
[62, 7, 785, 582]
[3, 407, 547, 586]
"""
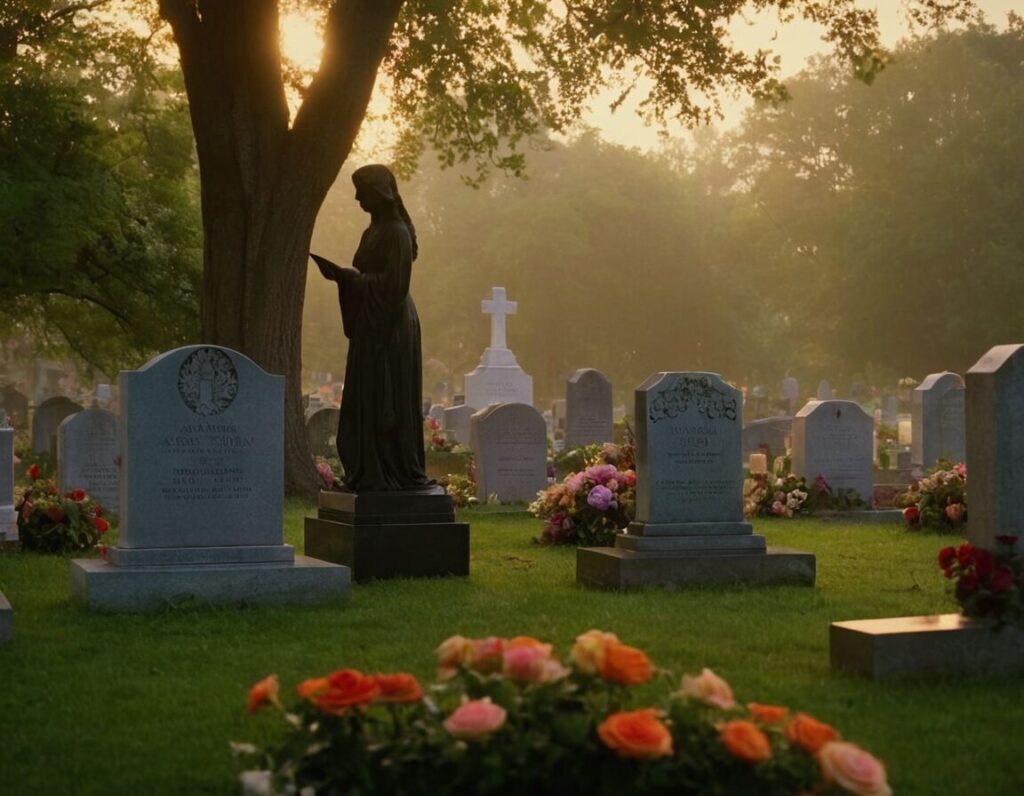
[352, 164, 399, 213]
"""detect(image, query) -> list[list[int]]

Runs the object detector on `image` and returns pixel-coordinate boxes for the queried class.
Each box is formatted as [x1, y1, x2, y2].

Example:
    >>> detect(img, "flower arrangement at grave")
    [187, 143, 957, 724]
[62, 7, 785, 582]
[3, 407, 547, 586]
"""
[530, 443, 635, 546]
[13, 445, 53, 484]
[896, 461, 966, 531]
[938, 536, 1021, 628]
[237, 630, 891, 796]
[439, 473, 478, 509]
[743, 458, 809, 519]
[14, 464, 111, 553]
[805, 475, 865, 513]
[424, 417, 458, 453]
[314, 456, 344, 491]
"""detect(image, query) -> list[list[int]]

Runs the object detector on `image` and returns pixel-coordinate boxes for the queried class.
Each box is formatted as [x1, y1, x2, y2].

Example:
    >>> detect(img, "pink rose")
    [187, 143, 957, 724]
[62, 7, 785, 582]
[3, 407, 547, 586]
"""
[818, 741, 892, 796]
[954, 463, 966, 478]
[584, 464, 618, 484]
[470, 636, 504, 673]
[945, 503, 965, 524]
[587, 484, 614, 511]
[502, 645, 569, 683]
[565, 473, 586, 495]
[621, 470, 636, 488]
[771, 500, 786, 516]
[679, 668, 736, 710]
[444, 698, 507, 740]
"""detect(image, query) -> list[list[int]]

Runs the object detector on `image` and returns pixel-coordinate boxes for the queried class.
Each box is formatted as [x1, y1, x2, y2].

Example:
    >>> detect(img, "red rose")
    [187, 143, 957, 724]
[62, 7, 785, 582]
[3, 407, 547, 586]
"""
[956, 572, 979, 600]
[973, 549, 995, 578]
[46, 507, 64, 523]
[48, 484, 58, 495]
[956, 543, 974, 568]
[938, 546, 957, 575]
[28, 463, 40, 480]
[903, 506, 920, 525]
[93, 516, 110, 534]
[94, 504, 104, 517]
[68, 489, 87, 502]
[990, 567, 1015, 594]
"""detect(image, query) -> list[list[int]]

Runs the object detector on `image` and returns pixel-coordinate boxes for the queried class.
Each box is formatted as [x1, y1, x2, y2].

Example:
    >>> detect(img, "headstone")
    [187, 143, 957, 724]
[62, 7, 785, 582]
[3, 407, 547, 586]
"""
[1, 422, 16, 543]
[443, 404, 475, 446]
[94, 384, 113, 408]
[966, 344, 1024, 551]
[742, 416, 792, 459]
[1, 385, 28, 428]
[791, 400, 873, 504]
[849, 382, 867, 403]
[780, 377, 799, 414]
[70, 345, 350, 611]
[816, 380, 832, 400]
[31, 396, 83, 456]
[470, 403, 547, 503]
[551, 399, 567, 434]
[57, 409, 119, 511]
[305, 407, 340, 459]
[428, 403, 445, 424]
[911, 372, 965, 468]
[452, 393, 465, 407]
[565, 368, 613, 449]
[578, 372, 815, 590]
[881, 395, 899, 425]
[463, 287, 533, 409]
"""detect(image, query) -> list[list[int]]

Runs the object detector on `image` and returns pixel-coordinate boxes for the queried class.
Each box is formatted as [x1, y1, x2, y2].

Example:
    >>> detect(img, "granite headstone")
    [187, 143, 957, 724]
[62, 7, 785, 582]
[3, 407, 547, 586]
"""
[57, 408, 119, 511]
[1, 423, 15, 543]
[1, 386, 28, 428]
[31, 396, 83, 456]
[780, 377, 799, 414]
[791, 400, 873, 502]
[816, 380, 832, 400]
[742, 416, 792, 459]
[911, 372, 965, 469]
[470, 403, 547, 503]
[463, 287, 533, 408]
[305, 407, 340, 459]
[443, 404, 475, 446]
[565, 368, 613, 449]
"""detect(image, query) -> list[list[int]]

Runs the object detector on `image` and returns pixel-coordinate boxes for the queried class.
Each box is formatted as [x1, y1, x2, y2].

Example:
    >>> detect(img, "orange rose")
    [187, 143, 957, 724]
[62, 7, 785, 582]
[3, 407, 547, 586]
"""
[817, 741, 892, 796]
[720, 719, 772, 764]
[747, 702, 789, 725]
[598, 642, 654, 686]
[436, 635, 475, 675]
[570, 629, 620, 675]
[373, 673, 423, 703]
[679, 668, 735, 710]
[786, 712, 839, 753]
[297, 669, 379, 714]
[246, 674, 280, 714]
[505, 636, 553, 655]
[598, 708, 674, 760]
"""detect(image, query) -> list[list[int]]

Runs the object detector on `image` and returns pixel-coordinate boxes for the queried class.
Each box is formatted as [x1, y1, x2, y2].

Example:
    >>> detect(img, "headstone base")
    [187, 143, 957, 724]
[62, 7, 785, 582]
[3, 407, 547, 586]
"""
[830, 613, 1024, 680]
[577, 545, 815, 591]
[0, 589, 11, 644]
[305, 488, 470, 582]
[69, 555, 350, 613]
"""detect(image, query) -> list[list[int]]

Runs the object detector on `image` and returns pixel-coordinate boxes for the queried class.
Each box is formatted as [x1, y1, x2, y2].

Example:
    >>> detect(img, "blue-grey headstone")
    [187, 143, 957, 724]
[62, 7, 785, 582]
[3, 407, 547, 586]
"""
[443, 404, 475, 446]
[911, 372, 965, 469]
[31, 396, 83, 456]
[57, 408, 119, 512]
[742, 416, 792, 459]
[791, 400, 873, 502]
[565, 368, 613, 449]
[1, 425, 15, 542]
[470, 403, 547, 503]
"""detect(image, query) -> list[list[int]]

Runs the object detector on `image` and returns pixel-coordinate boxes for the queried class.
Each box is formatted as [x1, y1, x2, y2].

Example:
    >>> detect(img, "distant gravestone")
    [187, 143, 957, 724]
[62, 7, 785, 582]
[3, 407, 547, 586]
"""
[912, 372, 965, 469]
[792, 400, 873, 502]
[1, 423, 15, 543]
[305, 407, 340, 459]
[849, 383, 867, 403]
[966, 344, 1024, 551]
[881, 395, 899, 425]
[70, 345, 349, 611]
[470, 403, 547, 503]
[565, 368, 613, 449]
[577, 372, 814, 590]
[452, 393, 465, 407]
[443, 404, 475, 446]
[428, 403, 445, 424]
[57, 408, 119, 511]
[742, 416, 792, 459]
[780, 377, 799, 414]
[1, 386, 28, 428]
[464, 287, 533, 409]
[31, 396, 83, 456]
[816, 380, 832, 400]
[551, 398, 567, 435]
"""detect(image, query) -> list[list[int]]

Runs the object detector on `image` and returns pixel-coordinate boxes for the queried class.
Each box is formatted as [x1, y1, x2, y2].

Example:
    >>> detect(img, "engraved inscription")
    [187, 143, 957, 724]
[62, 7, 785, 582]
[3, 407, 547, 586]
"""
[158, 422, 255, 503]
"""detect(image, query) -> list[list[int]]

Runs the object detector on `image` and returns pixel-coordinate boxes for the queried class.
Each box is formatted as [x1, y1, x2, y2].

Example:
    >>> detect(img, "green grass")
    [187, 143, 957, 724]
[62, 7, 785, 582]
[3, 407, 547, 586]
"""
[1, 503, 1022, 795]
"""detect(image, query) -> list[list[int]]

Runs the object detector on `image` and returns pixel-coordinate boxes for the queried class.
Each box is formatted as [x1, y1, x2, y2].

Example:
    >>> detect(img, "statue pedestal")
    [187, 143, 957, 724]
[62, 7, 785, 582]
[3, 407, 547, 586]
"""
[305, 488, 470, 582]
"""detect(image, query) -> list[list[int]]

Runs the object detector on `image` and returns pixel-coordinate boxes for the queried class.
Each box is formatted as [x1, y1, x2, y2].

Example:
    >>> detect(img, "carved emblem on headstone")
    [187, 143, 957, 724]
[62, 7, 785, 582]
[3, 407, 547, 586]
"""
[177, 348, 239, 416]
[649, 375, 738, 423]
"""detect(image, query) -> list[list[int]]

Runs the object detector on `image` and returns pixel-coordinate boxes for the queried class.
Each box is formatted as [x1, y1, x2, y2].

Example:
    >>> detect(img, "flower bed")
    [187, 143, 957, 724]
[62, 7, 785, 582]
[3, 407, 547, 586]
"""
[238, 630, 890, 795]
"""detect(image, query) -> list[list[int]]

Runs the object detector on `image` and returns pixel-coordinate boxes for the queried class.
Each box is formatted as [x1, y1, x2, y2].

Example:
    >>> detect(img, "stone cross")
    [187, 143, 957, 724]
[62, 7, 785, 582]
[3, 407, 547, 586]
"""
[481, 287, 517, 350]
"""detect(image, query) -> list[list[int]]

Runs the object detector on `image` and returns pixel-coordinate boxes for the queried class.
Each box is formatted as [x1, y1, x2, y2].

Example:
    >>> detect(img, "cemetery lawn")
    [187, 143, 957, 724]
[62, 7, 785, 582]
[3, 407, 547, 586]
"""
[1, 504, 1022, 795]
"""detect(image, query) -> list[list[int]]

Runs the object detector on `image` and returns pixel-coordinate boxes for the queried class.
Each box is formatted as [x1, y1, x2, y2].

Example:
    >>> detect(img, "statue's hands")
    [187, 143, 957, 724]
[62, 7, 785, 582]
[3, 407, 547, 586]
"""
[310, 253, 343, 282]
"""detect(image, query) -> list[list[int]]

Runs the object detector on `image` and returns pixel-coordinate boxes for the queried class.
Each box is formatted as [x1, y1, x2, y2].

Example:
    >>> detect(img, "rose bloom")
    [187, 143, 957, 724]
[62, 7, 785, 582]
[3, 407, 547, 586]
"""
[372, 673, 423, 703]
[502, 645, 569, 684]
[818, 741, 892, 796]
[902, 505, 920, 524]
[973, 548, 995, 578]
[570, 629, 620, 675]
[956, 543, 974, 568]
[599, 642, 654, 686]
[945, 502, 965, 524]
[598, 708, 673, 760]
[247, 674, 280, 714]
[297, 668, 379, 714]
[587, 484, 614, 512]
[444, 698, 507, 741]
[938, 546, 957, 574]
[679, 668, 735, 710]
[436, 635, 475, 672]
[93, 516, 110, 534]
[28, 463, 40, 480]
[68, 488, 87, 502]
[469, 636, 504, 673]
[747, 702, 789, 725]
[719, 719, 772, 764]
[786, 712, 838, 753]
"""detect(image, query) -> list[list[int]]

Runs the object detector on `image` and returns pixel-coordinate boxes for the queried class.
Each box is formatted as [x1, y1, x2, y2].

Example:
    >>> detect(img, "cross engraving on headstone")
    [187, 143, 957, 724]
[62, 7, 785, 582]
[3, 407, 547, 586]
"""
[481, 287, 517, 350]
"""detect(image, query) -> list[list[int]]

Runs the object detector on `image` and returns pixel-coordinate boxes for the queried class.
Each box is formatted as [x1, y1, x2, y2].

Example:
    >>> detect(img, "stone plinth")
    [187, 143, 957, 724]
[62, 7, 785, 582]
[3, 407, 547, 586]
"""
[830, 614, 1024, 680]
[305, 488, 469, 582]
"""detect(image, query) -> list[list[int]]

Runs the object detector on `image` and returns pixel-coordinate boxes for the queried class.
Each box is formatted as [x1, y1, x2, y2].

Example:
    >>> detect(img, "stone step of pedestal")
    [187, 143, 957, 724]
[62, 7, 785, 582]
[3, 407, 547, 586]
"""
[318, 488, 456, 525]
[108, 544, 296, 567]
[626, 520, 753, 537]
[830, 613, 1024, 680]
[616, 533, 766, 554]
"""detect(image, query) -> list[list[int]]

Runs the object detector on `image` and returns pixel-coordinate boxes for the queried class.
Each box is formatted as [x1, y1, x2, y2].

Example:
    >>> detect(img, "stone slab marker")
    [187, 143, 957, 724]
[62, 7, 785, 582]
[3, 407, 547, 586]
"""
[57, 408, 119, 511]
[305, 406, 340, 460]
[31, 396, 83, 456]
[911, 371, 965, 469]
[742, 416, 792, 459]
[471, 403, 547, 503]
[816, 380, 832, 400]
[966, 344, 1024, 551]
[578, 372, 814, 590]
[70, 345, 350, 612]
[780, 377, 799, 414]
[791, 400, 873, 503]
[1, 423, 15, 543]
[565, 368, 613, 449]
[443, 404, 474, 446]
[463, 287, 533, 409]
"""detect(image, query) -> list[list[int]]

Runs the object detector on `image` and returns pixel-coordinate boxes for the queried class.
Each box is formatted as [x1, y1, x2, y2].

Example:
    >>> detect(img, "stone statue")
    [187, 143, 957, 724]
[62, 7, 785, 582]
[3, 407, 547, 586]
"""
[312, 165, 432, 492]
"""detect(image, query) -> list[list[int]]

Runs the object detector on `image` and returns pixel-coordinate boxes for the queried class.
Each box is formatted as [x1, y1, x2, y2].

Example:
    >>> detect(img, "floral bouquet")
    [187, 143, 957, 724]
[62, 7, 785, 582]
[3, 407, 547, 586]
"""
[897, 461, 966, 531]
[237, 630, 891, 796]
[743, 473, 809, 519]
[424, 418, 457, 453]
[440, 473, 478, 510]
[805, 475, 864, 513]
[15, 464, 111, 553]
[530, 443, 635, 546]
[938, 537, 1021, 627]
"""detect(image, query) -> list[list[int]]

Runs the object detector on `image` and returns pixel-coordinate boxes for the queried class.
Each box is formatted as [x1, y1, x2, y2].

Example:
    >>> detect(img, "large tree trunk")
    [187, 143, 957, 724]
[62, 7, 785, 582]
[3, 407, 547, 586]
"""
[159, 0, 404, 495]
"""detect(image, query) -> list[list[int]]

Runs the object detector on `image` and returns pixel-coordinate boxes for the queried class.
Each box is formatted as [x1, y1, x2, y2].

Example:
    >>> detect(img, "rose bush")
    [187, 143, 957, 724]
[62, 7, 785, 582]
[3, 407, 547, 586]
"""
[237, 630, 890, 795]
[15, 469, 112, 554]
[898, 461, 966, 532]
[938, 537, 1021, 627]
